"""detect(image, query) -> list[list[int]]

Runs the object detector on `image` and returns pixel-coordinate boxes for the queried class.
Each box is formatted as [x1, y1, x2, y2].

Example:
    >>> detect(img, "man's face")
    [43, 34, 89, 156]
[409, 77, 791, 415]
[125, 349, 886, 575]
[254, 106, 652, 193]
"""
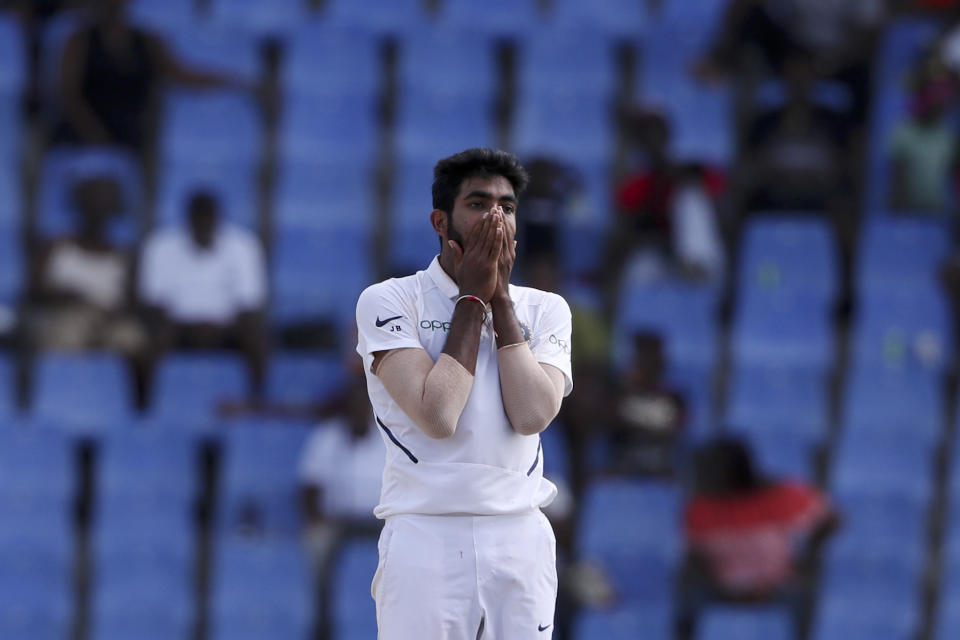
[445, 175, 518, 251]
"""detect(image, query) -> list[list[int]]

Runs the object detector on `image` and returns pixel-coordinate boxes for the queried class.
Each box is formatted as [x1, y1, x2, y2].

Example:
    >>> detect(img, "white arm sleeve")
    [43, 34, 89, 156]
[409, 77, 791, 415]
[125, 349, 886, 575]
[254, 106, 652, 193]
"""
[375, 349, 474, 440]
[498, 344, 566, 435]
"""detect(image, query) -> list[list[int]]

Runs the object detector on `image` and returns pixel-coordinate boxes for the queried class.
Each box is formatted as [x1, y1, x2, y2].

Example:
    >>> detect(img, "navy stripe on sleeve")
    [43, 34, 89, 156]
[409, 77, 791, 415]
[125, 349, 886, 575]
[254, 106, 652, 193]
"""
[376, 415, 419, 464]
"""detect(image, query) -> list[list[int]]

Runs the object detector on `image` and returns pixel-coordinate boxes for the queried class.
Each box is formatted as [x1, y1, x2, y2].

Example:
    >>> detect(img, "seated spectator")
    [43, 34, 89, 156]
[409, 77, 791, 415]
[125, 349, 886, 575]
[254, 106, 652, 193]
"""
[889, 52, 959, 214]
[516, 156, 583, 277]
[53, 0, 251, 159]
[24, 174, 146, 355]
[298, 374, 384, 640]
[743, 57, 851, 212]
[676, 437, 839, 640]
[138, 190, 267, 389]
[603, 108, 726, 303]
[606, 332, 686, 478]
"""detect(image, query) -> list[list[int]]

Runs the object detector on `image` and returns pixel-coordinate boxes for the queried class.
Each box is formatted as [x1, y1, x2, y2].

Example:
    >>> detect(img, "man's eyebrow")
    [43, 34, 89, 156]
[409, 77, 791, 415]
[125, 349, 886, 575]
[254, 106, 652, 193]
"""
[461, 190, 517, 203]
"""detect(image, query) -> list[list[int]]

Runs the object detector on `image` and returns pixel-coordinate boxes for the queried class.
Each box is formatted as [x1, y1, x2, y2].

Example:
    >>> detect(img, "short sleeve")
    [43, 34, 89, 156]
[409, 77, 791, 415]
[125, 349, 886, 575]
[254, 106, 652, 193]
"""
[355, 280, 423, 364]
[530, 293, 573, 396]
[231, 230, 267, 310]
[298, 425, 334, 485]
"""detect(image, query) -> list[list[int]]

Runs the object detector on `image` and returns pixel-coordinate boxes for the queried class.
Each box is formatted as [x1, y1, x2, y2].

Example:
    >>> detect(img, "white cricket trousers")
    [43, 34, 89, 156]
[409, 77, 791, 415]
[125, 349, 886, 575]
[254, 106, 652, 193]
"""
[371, 510, 558, 639]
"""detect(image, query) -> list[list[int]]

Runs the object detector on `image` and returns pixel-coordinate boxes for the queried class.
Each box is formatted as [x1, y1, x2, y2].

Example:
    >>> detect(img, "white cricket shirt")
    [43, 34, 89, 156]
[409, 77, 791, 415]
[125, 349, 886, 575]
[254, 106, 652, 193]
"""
[356, 256, 573, 518]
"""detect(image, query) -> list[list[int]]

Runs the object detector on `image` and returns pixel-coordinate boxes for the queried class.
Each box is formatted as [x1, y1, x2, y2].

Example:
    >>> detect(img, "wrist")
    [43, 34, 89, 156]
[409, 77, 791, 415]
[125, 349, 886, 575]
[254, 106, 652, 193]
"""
[491, 289, 512, 306]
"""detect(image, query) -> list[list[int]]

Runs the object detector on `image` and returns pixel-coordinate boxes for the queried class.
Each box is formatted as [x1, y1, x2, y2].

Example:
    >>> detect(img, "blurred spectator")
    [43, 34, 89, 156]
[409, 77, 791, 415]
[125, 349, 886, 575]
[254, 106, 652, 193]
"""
[24, 175, 145, 355]
[742, 57, 852, 212]
[606, 332, 686, 478]
[53, 0, 249, 159]
[299, 375, 384, 640]
[603, 108, 726, 298]
[138, 190, 267, 389]
[889, 50, 959, 214]
[516, 156, 582, 276]
[700, 0, 883, 120]
[676, 437, 839, 640]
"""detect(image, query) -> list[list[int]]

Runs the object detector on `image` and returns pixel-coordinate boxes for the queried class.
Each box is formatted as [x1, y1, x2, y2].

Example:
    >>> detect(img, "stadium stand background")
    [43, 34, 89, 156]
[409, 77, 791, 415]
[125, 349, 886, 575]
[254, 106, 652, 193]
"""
[0, 1, 958, 639]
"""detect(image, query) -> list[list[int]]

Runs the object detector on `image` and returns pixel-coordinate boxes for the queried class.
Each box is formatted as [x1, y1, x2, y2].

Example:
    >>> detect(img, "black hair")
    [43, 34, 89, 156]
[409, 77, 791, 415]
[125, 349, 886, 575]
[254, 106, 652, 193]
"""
[693, 436, 764, 495]
[432, 148, 529, 214]
[187, 190, 219, 217]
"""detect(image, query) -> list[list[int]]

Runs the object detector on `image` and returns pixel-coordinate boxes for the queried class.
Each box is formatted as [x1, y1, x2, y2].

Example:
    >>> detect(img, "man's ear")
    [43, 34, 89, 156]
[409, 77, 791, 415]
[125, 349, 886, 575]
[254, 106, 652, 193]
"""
[429, 209, 447, 237]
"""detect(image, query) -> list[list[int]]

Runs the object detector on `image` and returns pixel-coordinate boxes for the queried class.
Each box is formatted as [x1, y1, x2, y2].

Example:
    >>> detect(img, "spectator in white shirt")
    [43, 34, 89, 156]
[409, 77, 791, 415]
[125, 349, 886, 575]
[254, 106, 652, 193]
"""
[138, 190, 267, 388]
[299, 375, 384, 640]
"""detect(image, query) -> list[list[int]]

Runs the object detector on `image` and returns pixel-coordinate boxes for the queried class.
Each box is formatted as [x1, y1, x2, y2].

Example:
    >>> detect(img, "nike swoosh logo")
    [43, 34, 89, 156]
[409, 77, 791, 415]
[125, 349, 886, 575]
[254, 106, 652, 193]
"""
[375, 315, 403, 327]
[538, 624, 551, 632]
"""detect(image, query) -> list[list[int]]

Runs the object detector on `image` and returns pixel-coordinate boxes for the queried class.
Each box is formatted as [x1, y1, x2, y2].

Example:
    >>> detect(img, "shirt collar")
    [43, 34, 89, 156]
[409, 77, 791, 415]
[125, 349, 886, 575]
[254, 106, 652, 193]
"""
[425, 256, 460, 300]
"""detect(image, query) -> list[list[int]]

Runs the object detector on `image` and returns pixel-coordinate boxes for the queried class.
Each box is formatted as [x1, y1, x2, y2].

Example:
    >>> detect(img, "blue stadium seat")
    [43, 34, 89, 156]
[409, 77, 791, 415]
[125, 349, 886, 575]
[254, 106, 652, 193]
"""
[90, 578, 193, 640]
[284, 23, 381, 100]
[516, 28, 619, 96]
[731, 289, 833, 370]
[324, 0, 430, 37]
[614, 281, 720, 371]
[540, 423, 570, 487]
[738, 216, 839, 301]
[97, 427, 197, 504]
[831, 428, 934, 506]
[851, 288, 951, 373]
[0, 14, 26, 96]
[813, 583, 919, 640]
[697, 605, 794, 640]
[274, 159, 376, 232]
[725, 363, 829, 443]
[330, 538, 379, 639]
[271, 226, 374, 330]
[577, 479, 682, 601]
[161, 91, 263, 166]
[209, 0, 304, 36]
[573, 603, 672, 640]
[397, 26, 497, 98]
[935, 579, 960, 640]
[547, 0, 649, 39]
[217, 421, 311, 536]
[857, 215, 950, 295]
[637, 20, 733, 164]
[279, 92, 380, 166]
[0, 426, 74, 502]
[512, 89, 615, 164]
[150, 353, 249, 421]
[266, 351, 349, 407]
[0, 577, 73, 640]
[128, 0, 196, 32]
[208, 537, 314, 640]
[166, 27, 260, 83]
[394, 89, 497, 165]
[439, 0, 543, 38]
[841, 365, 942, 443]
[155, 158, 259, 228]
[36, 146, 143, 243]
[32, 352, 134, 431]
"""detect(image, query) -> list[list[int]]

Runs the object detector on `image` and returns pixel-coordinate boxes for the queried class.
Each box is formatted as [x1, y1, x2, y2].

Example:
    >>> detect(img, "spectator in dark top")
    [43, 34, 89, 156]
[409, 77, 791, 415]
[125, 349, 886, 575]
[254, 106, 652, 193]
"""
[698, 0, 883, 121]
[607, 331, 686, 478]
[55, 0, 249, 157]
[138, 191, 268, 391]
[676, 437, 839, 640]
[742, 57, 851, 212]
[516, 157, 582, 275]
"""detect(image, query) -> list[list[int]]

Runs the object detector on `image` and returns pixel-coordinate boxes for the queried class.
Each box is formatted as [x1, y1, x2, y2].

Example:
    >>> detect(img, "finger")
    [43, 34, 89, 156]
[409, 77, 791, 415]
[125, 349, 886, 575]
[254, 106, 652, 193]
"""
[448, 239, 463, 265]
[478, 210, 498, 257]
